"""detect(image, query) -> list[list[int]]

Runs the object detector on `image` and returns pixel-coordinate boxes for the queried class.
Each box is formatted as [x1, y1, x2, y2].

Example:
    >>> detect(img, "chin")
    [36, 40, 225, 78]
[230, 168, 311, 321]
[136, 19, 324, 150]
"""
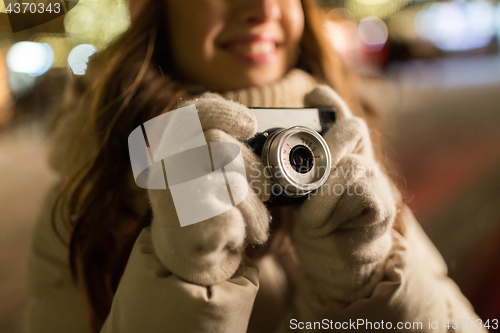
[195, 64, 287, 92]
[221, 68, 286, 91]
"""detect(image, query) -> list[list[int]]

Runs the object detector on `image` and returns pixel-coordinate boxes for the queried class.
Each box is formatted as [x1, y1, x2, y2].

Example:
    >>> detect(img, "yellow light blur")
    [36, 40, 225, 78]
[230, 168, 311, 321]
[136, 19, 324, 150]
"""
[346, 0, 413, 19]
[32, 33, 73, 68]
[64, 0, 130, 47]
[355, 0, 391, 6]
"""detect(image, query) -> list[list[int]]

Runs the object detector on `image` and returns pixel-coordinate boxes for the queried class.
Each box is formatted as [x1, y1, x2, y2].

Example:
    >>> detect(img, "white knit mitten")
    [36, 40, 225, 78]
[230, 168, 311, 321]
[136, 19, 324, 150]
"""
[147, 93, 272, 285]
[291, 86, 398, 307]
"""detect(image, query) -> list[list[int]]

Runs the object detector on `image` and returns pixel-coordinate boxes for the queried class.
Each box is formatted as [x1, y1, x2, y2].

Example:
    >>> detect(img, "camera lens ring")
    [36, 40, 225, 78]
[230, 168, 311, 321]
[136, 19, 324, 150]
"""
[261, 126, 332, 196]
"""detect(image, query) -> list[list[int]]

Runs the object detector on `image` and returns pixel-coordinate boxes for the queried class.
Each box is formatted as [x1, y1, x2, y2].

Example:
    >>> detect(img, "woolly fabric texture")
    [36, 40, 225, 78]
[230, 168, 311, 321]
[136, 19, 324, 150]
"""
[147, 70, 319, 285]
[292, 85, 397, 305]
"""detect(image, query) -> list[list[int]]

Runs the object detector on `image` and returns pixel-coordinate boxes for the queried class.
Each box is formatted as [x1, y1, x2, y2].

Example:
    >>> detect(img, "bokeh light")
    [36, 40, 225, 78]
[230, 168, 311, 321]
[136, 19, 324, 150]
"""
[358, 16, 388, 51]
[64, 0, 130, 47]
[67, 44, 97, 75]
[6, 42, 54, 77]
[346, 0, 412, 19]
[33, 34, 73, 68]
[414, 1, 496, 51]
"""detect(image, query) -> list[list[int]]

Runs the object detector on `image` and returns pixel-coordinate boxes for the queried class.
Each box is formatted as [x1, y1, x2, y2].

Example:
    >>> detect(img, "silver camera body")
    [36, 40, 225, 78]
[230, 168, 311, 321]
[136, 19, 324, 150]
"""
[247, 108, 336, 206]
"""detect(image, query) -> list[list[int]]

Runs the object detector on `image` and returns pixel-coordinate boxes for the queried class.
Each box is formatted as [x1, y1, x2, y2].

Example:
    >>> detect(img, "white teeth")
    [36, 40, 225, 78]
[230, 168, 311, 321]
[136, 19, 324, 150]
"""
[231, 41, 276, 55]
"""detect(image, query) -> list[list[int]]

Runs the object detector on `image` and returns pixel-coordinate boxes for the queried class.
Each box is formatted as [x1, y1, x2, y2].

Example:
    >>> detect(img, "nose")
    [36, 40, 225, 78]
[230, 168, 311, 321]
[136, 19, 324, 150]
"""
[237, 0, 282, 25]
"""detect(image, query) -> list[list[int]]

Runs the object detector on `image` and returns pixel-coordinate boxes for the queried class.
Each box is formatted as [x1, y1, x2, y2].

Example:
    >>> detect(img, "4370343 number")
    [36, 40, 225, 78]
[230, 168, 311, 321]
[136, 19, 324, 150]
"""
[5, 2, 61, 14]
[444, 319, 498, 330]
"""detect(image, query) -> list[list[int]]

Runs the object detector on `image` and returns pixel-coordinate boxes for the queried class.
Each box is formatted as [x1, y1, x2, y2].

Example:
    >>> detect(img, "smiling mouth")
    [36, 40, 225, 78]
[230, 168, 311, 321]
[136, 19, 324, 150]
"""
[220, 40, 281, 64]
[230, 41, 277, 55]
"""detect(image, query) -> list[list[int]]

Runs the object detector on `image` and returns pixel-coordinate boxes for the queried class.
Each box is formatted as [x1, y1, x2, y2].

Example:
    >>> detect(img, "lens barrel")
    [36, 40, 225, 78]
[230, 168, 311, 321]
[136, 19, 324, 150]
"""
[254, 126, 331, 198]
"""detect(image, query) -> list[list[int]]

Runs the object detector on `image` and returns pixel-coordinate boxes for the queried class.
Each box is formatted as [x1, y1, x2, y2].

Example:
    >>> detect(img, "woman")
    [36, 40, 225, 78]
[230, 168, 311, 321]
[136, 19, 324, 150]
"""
[25, 0, 485, 332]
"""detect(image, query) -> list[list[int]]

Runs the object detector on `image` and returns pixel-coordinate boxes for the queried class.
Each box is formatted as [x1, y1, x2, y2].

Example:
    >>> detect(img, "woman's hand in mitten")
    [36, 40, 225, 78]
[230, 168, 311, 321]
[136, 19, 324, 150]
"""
[147, 93, 272, 286]
[101, 227, 260, 333]
[291, 85, 398, 304]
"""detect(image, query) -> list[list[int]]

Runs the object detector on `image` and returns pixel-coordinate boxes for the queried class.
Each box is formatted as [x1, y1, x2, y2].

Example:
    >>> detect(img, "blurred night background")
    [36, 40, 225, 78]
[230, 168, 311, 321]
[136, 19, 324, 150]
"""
[1, 0, 500, 331]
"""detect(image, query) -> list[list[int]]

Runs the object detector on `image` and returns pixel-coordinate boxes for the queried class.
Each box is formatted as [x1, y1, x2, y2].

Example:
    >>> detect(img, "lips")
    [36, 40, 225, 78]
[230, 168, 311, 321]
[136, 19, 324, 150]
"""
[231, 40, 277, 55]
[219, 34, 282, 64]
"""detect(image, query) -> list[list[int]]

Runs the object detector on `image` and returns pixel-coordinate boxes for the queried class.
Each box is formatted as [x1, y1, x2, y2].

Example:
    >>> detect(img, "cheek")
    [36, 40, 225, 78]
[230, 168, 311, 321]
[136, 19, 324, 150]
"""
[167, 1, 225, 69]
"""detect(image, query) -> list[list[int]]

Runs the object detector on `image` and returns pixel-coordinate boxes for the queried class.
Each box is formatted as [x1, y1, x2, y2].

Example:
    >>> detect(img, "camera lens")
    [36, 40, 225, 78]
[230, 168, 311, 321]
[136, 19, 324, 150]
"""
[289, 145, 314, 174]
[259, 126, 331, 197]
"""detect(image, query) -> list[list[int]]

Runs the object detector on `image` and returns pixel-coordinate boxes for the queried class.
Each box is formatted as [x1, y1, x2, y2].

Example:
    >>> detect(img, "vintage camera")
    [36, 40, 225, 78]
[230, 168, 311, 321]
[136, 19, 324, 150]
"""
[247, 107, 336, 206]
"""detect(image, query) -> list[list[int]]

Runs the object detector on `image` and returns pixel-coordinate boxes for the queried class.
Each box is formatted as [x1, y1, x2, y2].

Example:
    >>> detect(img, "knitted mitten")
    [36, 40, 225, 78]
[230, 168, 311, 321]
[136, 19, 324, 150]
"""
[291, 86, 398, 309]
[147, 93, 272, 285]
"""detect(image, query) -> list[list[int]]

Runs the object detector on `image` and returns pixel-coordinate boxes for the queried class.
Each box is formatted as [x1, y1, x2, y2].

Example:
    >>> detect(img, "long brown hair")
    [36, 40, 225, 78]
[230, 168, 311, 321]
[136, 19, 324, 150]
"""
[51, 0, 395, 331]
